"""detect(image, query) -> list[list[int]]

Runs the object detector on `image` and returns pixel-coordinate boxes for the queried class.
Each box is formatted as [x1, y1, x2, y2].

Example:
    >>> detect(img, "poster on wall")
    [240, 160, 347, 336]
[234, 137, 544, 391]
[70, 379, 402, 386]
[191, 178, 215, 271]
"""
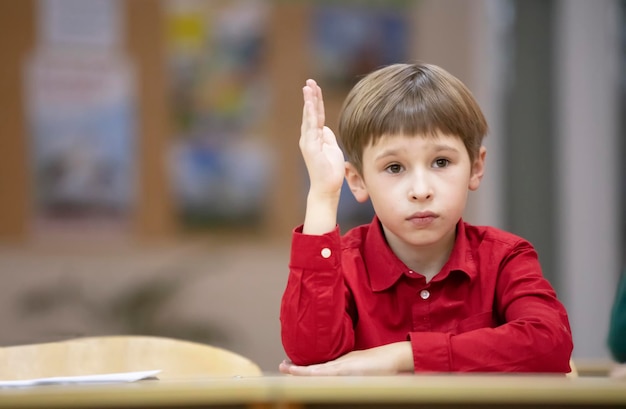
[25, 50, 136, 235]
[165, 0, 273, 229]
[311, 3, 410, 90]
[37, 0, 122, 49]
[23, 0, 135, 237]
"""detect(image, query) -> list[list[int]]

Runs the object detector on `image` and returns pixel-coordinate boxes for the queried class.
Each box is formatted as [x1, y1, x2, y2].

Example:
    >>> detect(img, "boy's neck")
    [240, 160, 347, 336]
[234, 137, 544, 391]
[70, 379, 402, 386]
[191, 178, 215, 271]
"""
[383, 226, 456, 283]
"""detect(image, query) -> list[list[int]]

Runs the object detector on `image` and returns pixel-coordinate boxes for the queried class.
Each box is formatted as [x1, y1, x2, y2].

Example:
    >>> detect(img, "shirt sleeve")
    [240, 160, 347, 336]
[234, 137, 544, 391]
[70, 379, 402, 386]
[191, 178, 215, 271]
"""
[280, 225, 356, 366]
[408, 240, 573, 373]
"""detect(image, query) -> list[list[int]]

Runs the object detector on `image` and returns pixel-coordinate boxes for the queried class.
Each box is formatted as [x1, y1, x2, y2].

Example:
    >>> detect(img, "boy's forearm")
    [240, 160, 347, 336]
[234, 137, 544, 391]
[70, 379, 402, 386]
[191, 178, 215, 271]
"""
[303, 191, 340, 235]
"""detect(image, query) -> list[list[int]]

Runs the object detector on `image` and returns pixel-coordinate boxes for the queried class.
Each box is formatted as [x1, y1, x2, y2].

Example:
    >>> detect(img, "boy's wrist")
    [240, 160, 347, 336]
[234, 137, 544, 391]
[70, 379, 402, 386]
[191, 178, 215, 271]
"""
[387, 341, 415, 374]
[307, 188, 341, 203]
[302, 191, 340, 235]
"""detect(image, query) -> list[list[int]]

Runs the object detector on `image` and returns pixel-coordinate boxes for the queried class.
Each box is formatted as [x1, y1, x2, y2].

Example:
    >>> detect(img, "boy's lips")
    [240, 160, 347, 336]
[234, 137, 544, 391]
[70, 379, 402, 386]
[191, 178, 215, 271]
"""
[406, 211, 438, 226]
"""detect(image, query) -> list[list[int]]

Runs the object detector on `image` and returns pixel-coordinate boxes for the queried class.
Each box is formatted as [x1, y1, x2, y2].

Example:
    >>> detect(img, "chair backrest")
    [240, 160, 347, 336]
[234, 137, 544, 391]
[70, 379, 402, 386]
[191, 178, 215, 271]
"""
[0, 335, 262, 380]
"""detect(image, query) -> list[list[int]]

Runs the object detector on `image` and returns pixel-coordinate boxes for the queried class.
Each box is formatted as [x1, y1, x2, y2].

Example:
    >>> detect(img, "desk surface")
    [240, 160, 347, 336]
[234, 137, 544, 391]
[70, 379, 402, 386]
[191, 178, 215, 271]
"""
[0, 375, 624, 409]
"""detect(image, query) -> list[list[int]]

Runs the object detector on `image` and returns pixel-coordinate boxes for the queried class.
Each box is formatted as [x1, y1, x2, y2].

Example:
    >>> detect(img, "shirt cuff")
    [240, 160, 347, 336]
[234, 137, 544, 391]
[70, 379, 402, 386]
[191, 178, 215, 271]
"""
[290, 225, 341, 270]
[409, 332, 451, 372]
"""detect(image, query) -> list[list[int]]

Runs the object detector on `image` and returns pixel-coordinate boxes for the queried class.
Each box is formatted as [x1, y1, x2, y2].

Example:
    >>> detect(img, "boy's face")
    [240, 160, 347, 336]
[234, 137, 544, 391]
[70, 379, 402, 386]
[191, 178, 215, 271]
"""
[345, 132, 486, 255]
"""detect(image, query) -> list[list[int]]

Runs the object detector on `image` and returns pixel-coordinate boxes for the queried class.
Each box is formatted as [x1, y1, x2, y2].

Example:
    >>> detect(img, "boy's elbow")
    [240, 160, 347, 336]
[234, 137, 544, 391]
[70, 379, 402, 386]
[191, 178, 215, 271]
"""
[281, 328, 350, 366]
[281, 329, 324, 366]
[282, 335, 311, 365]
[282, 335, 343, 366]
[556, 341, 575, 373]
[522, 320, 573, 373]
[543, 328, 574, 373]
[543, 315, 574, 373]
[284, 349, 321, 367]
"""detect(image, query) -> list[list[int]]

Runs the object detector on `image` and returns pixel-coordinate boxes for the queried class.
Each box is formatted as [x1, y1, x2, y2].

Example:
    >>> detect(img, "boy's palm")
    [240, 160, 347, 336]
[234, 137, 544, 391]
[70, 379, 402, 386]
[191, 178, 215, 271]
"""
[300, 80, 345, 197]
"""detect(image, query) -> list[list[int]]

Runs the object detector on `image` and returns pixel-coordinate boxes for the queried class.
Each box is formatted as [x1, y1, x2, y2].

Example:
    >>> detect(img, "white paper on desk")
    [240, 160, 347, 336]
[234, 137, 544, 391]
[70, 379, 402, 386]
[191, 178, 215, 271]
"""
[0, 369, 161, 387]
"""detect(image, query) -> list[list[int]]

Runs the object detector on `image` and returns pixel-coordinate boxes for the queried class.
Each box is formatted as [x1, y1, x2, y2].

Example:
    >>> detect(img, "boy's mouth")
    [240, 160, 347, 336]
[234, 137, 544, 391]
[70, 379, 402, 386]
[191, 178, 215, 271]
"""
[406, 211, 438, 226]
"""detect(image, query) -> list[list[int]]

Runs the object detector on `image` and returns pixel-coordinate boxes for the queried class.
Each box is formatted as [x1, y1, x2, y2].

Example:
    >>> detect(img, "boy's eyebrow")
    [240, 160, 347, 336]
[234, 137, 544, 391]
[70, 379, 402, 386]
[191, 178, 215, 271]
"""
[374, 143, 460, 160]
[431, 143, 461, 153]
[374, 148, 403, 160]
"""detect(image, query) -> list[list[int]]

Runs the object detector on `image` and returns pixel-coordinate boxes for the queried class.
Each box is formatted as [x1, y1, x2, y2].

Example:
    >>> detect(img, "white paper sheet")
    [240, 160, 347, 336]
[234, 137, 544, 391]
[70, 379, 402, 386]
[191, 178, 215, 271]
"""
[0, 369, 161, 387]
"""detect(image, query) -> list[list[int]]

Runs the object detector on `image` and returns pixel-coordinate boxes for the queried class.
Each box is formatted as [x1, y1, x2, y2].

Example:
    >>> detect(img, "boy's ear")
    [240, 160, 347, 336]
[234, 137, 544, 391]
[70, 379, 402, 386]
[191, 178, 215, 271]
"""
[469, 146, 487, 191]
[345, 162, 369, 203]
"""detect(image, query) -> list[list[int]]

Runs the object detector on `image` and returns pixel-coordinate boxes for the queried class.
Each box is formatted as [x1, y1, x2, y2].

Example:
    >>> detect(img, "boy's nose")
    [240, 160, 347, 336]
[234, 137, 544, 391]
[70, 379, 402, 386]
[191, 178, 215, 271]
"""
[408, 172, 433, 201]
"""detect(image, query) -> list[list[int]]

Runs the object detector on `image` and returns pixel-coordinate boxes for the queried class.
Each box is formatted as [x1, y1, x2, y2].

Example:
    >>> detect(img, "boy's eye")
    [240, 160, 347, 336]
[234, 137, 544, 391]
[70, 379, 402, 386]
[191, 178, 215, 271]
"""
[433, 158, 450, 168]
[385, 164, 403, 174]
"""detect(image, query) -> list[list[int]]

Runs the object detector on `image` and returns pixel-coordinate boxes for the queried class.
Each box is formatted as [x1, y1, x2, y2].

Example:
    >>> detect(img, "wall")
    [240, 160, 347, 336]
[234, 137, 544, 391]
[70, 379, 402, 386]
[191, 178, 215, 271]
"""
[0, 0, 622, 369]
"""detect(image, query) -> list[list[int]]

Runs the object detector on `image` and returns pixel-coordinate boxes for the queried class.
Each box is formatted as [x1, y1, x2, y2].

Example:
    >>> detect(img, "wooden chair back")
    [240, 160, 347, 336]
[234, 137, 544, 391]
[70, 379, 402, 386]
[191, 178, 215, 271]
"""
[0, 335, 262, 380]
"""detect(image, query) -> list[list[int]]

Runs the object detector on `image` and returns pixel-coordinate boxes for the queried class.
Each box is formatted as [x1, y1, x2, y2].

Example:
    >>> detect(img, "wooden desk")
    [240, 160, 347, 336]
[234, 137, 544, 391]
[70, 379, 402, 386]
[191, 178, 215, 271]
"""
[574, 358, 617, 377]
[0, 377, 271, 409]
[273, 375, 626, 408]
[0, 375, 624, 409]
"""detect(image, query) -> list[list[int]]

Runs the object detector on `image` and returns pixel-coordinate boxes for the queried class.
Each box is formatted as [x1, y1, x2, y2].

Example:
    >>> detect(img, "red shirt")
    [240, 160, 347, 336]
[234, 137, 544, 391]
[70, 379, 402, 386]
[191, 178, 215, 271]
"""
[280, 217, 573, 372]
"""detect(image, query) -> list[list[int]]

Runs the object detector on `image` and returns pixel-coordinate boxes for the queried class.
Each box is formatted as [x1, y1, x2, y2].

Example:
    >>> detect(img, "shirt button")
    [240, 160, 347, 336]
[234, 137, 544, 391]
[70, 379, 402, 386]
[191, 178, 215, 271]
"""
[321, 248, 331, 258]
[420, 290, 430, 300]
[408, 270, 414, 274]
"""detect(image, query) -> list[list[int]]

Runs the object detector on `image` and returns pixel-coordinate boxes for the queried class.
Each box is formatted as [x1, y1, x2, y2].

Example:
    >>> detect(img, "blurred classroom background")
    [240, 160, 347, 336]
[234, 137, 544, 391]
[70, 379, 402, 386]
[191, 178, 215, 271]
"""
[0, 0, 623, 373]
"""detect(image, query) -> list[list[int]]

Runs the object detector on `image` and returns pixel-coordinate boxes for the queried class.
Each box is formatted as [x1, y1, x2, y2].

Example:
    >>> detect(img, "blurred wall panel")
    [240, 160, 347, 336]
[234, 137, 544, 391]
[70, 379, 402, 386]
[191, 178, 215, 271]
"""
[556, 0, 621, 359]
[504, 0, 558, 286]
[264, 2, 310, 239]
[0, 1, 35, 242]
[125, 0, 176, 239]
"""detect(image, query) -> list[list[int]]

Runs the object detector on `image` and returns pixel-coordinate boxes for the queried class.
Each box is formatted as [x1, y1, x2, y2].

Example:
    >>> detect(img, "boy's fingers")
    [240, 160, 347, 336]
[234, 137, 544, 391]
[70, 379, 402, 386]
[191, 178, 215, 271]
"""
[315, 83, 325, 126]
[305, 101, 318, 136]
[301, 86, 316, 134]
[301, 87, 310, 134]
[304, 79, 324, 127]
[302, 83, 323, 138]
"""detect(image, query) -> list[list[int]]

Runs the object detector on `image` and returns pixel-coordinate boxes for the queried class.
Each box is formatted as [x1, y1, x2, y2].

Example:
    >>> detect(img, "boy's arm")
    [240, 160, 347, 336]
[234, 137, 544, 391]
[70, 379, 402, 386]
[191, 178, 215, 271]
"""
[299, 79, 345, 235]
[407, 241, 573, 373]
[280, 341, 414, 375]
[280, 80, 355, 365]
[280, 226, 357, 365]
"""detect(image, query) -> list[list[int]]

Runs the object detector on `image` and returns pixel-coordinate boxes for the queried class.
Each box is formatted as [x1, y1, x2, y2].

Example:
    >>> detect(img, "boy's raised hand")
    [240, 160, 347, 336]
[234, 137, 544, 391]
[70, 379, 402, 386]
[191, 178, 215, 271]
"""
[300, 79, 345, 199]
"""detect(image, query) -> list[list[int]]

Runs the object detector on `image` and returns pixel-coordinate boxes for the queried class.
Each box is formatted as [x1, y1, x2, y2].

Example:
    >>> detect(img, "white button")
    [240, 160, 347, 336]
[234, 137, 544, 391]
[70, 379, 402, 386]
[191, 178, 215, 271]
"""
[408, 270, 415, 274]
[321, 248, 331, 258]
[420, 290, 430, 300]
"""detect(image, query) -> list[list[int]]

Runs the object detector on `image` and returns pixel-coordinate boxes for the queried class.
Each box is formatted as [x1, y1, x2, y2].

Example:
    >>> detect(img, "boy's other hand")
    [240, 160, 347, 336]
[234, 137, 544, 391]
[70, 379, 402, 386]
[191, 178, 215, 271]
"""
[279, 342, 414, 376]
[300, 79, 345, 199]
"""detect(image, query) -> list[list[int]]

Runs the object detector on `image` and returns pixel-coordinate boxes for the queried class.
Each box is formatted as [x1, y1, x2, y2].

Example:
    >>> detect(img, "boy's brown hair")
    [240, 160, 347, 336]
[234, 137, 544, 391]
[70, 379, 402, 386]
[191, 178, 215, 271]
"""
[337, 63, 488, 175]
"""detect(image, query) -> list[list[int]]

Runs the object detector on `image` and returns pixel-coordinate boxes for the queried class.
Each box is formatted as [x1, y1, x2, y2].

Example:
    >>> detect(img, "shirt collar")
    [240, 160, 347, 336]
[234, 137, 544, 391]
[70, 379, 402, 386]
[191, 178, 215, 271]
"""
[364, 216, 477, 292]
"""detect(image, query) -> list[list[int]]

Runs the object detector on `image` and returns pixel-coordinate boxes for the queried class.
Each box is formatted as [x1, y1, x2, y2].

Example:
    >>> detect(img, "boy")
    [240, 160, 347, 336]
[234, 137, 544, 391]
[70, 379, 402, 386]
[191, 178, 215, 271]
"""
[279, 63, 573, 375]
